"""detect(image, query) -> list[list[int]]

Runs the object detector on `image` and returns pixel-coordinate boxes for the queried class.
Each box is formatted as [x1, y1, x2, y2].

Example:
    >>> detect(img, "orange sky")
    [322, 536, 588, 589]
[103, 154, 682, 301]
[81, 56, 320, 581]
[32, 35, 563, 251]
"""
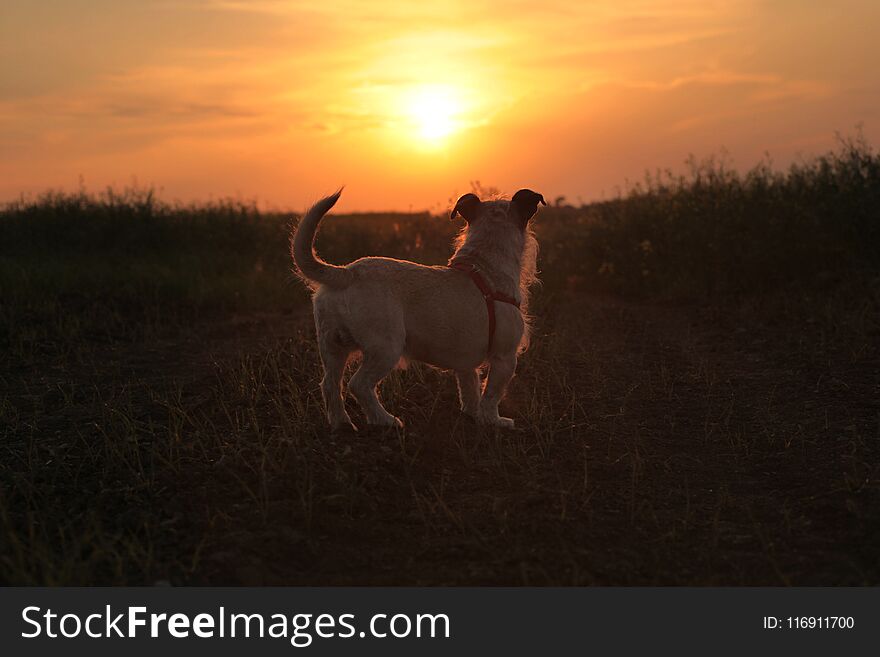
[2, 0, 878, 211]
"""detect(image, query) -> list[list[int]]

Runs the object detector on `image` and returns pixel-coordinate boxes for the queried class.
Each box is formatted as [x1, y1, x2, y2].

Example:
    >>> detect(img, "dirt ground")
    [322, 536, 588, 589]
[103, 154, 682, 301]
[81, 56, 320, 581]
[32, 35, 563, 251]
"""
[2, 293, 878, 585]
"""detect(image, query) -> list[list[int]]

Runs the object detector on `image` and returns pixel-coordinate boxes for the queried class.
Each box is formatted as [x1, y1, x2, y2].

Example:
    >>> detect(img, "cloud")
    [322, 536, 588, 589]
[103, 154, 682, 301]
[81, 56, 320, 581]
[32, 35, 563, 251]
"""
[1, 0, 877, 208]
[578, 68, 832, 109]
[614, 71, 782, 91]
[747, 79, 833, 104]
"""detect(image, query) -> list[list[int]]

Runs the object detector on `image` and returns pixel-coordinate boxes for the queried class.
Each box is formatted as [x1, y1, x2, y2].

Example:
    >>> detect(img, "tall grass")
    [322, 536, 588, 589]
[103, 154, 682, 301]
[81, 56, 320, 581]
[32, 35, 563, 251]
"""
[559, 134, 880, 299]
[2, 136, 878, 356]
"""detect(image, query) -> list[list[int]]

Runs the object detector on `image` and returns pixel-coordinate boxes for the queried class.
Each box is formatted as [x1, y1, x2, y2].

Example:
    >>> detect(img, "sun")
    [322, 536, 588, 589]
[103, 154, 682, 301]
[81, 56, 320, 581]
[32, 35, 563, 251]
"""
[406, 85, 461, 142]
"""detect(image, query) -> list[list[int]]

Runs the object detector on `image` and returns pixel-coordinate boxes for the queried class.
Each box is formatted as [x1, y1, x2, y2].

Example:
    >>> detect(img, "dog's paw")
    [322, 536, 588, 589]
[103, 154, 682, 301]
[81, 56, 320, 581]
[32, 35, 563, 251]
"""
[477, 414, 516, 430]
[330, 420, 358, 434]
[369, 415, 404, 430]
[458, 410, 479, 425]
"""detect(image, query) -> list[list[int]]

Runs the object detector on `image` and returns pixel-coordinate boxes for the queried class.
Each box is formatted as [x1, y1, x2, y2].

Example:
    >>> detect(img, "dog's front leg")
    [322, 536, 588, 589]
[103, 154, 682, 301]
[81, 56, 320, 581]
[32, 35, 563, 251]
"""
[478, 354, 516, 429]
[456, 369, 481, 418]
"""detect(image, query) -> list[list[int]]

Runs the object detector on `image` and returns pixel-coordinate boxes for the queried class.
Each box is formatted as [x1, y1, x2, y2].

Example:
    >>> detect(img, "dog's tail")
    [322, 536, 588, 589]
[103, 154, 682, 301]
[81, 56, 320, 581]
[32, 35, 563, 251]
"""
[291, 189, 354, 289]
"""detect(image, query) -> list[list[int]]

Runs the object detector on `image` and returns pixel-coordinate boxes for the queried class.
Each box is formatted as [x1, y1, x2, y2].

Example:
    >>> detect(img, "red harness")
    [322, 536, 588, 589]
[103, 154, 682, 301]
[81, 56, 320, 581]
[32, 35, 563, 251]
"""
[449, 262, 520, 354]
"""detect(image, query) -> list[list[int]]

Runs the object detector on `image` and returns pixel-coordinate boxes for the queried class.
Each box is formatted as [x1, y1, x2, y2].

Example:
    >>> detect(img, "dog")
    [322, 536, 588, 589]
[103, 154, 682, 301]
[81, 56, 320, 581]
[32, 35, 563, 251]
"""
[291, 188, 545, 431]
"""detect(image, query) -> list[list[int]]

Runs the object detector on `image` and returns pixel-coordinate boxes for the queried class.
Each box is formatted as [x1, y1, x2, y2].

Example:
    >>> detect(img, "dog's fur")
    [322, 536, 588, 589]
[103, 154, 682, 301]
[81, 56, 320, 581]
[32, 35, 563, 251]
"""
[291, 188, 544, 430]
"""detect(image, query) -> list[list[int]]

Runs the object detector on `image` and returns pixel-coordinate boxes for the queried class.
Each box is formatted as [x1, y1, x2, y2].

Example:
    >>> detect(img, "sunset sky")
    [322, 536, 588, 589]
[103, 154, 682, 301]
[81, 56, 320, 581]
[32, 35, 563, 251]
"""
[2, 0, 878, 211]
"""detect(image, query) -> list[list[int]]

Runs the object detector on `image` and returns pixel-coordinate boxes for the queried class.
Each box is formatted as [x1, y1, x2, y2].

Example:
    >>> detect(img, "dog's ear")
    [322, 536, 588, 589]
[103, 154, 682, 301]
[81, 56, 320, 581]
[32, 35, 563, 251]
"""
[512, 189, 546, 224]
[450, 193, 482, 223]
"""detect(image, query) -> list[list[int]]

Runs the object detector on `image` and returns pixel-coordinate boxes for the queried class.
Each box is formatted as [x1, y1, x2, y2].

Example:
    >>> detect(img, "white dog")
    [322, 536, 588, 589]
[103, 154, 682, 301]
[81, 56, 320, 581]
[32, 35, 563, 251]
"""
[291, 188, 544, 431]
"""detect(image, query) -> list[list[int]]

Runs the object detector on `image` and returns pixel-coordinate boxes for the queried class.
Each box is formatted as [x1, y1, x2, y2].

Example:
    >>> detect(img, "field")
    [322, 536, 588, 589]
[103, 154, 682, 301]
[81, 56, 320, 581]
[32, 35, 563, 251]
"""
[1, 139, 878, 585]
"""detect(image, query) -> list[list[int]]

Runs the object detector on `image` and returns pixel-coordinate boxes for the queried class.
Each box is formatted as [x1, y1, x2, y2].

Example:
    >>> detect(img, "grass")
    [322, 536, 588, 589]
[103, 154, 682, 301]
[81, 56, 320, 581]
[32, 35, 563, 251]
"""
[1, 138, 878, 584]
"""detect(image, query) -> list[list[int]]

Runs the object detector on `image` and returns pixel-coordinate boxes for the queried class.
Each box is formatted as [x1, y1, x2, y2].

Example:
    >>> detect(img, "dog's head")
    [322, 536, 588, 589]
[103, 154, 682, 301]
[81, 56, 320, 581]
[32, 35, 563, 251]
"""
[450, 189, 546, 230]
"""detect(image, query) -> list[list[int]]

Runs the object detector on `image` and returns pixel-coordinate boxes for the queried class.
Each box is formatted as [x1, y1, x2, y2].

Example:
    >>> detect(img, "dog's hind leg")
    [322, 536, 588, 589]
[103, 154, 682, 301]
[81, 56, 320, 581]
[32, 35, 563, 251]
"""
[349, 343, 404, 428]
[318, 334, 355, 432]
[479, 354, 516, 429]
[456, 369, 481, 417]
